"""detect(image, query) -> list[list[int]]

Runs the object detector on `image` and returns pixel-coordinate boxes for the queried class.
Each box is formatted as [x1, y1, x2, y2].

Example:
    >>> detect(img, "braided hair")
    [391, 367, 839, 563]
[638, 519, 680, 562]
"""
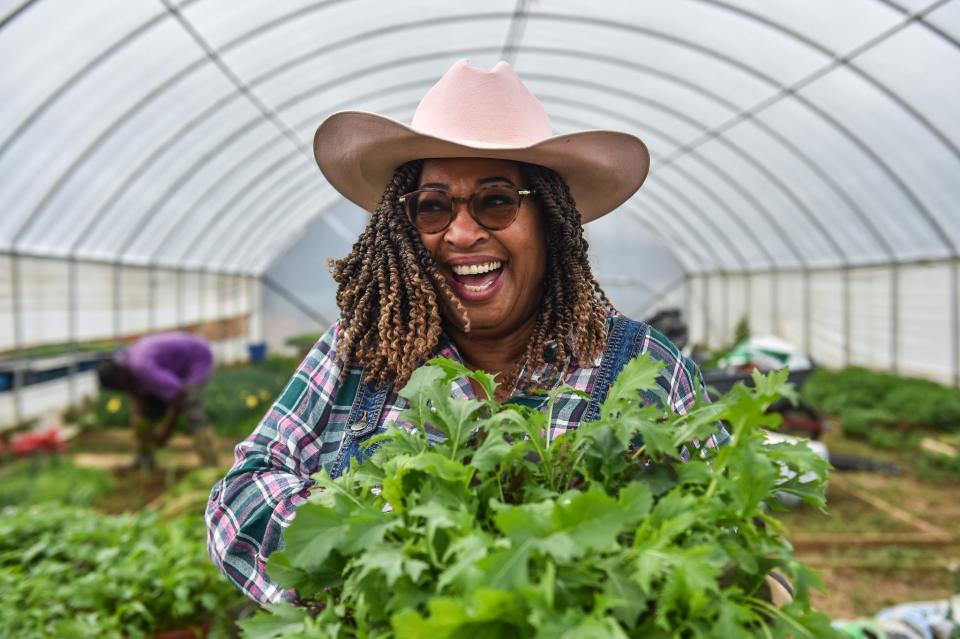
[329, 160, 613, 390]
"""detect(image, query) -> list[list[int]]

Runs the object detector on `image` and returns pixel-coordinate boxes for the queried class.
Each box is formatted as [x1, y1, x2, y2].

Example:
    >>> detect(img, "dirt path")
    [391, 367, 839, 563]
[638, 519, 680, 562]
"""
[779, 432, 960, 620]
[66, 428, 239, 513]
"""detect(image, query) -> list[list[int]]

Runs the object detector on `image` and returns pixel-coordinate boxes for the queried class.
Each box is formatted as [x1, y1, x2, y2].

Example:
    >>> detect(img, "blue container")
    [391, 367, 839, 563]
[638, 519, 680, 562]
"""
[248, 342, 267, 363]
[0, 371, 12, 393]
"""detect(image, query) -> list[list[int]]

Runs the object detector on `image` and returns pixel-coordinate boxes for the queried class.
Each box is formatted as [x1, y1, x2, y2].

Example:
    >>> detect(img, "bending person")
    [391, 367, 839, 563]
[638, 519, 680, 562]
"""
[97, 331, 218, 469]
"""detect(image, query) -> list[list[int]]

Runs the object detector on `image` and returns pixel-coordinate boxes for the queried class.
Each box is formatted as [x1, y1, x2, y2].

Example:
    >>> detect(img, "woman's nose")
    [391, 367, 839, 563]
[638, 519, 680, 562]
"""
[443, 203, 488, 247]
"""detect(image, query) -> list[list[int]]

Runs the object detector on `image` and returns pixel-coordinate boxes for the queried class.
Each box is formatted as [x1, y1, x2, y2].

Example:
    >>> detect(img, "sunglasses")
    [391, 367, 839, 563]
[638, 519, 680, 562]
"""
[399, 184, 534, 234]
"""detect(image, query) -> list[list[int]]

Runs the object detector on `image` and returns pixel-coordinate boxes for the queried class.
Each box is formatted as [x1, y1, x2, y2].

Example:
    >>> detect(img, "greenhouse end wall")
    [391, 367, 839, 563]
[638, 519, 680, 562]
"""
[688, 259, 960, 386]
[0, 254, 264, 428]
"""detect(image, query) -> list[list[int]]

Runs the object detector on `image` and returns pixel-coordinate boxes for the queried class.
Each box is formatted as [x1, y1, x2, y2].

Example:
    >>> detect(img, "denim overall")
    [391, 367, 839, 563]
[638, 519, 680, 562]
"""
[330, 316, 649, 479]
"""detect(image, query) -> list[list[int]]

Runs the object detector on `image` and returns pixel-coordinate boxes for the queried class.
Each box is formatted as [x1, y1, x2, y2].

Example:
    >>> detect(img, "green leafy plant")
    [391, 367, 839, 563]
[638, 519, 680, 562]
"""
[0, 504, 245, 638]
[65, 390, 132, 428]
[198, 356, 297, 437]
[839, 408, 895, 440]
[733, 316, 751, 346]
[0, 339, 123, 359]
[0, 460, 113, 508]
[243, 355, 837, 638]
[802, 367, 960, 431]
[839, 408, 914, 450]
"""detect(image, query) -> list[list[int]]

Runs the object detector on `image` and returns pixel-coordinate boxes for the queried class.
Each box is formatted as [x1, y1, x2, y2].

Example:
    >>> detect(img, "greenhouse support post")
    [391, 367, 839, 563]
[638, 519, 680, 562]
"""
[201, 268, 209, 332]
[147, 265, 157, 333]
[891, 265, 899, 375]
[198, 267, 205, 334]
[246, 275, 255, 347]
[802, 269, 812, 356]
[721, 272, 729, 345]
[67, 255, 78, 406]
[9, 252, 24, 424]
[176, 267, 185, 328]
[700, 275, 713, 347]
[700, 275, 707, 346]
[843, 268, 851, 367]
[226, 273, 235, 360]
[744, 272, 752, 332]
[202, 269, 213, 347]
[953, 259, 959, 388]
[770, 270, 779, 336]
[112, 262, 122, 340]
[216, 272, 225, 349]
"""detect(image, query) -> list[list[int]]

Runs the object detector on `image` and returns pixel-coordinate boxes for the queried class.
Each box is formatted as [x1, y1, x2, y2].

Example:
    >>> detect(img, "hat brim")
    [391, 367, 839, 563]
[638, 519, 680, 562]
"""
[314, 111, 649, 223]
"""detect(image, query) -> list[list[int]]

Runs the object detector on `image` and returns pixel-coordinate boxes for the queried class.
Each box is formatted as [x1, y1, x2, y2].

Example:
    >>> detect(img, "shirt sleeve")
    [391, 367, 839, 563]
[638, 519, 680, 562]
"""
[205, 323, 343, 603]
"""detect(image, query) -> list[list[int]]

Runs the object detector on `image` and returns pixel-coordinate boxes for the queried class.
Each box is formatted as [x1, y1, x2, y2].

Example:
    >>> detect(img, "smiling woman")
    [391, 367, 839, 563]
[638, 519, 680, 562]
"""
[412, 159, 549, 386]
[205, 59, 729, 604]
[332, 156, 602, 401]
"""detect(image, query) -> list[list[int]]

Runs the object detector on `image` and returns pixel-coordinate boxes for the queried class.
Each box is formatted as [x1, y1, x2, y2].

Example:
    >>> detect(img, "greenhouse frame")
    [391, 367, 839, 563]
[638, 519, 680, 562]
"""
[2, 0, 959, 428]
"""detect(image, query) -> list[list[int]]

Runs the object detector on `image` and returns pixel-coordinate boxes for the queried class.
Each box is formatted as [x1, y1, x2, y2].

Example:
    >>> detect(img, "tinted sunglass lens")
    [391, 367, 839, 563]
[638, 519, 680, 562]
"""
[412, 192, 453, 233]
[475, 187, 520, 229]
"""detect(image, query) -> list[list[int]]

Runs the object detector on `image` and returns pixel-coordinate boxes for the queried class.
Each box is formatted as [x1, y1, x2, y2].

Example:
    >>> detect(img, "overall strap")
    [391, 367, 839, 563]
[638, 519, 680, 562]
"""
[582, 316, 648, 422]
[344, 374, 391, 435]
[332, 364, 392, 437]
[329, 371, 393, 478]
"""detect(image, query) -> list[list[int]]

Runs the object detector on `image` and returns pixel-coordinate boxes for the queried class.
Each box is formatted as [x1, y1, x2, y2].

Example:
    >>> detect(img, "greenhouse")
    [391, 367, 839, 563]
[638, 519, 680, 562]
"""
[1, 1, 958, 637]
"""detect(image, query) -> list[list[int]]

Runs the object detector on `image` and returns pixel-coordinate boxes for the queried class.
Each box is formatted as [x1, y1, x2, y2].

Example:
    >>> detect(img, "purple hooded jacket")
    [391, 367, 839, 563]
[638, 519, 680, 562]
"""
[121, 332, 214, 402]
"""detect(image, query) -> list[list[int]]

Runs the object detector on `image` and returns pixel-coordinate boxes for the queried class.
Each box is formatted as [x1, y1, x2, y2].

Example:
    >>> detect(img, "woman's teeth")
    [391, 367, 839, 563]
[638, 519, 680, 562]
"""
[464, 281, 495, 292]
[451, 261, 501, 275]
[449, 261, 503, 293]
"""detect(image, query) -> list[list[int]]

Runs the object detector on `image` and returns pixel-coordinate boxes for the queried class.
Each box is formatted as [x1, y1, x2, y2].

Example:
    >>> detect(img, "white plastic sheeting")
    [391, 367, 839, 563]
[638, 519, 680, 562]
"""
[0, 255, 263, 425]
[1, 0, 959, 390]
[3, 0, 959, 271]
[0, 257, 259, 353]
[689, 261, 960, 385]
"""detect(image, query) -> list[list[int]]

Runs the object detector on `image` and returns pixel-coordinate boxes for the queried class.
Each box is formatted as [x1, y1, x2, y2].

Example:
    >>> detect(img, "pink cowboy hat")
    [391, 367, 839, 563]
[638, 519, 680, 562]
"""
[313, 59, 650, 223]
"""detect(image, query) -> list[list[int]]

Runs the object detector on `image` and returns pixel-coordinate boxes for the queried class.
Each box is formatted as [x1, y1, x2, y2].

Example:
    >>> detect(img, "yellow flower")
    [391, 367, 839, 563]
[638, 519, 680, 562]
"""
[245, 395, 259, 409]
[106, 397, 122, 414]
[258, 389, 270, 401]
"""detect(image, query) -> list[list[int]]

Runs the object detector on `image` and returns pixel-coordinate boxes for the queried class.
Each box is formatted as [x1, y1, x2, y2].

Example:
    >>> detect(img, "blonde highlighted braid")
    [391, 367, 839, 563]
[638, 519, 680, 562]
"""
[329, 160, 613, 389]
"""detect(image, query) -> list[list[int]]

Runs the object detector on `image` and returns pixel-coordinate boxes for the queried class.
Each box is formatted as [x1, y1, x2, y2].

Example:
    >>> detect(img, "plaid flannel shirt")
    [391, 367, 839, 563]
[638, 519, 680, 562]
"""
[205, 316, 729, 603]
